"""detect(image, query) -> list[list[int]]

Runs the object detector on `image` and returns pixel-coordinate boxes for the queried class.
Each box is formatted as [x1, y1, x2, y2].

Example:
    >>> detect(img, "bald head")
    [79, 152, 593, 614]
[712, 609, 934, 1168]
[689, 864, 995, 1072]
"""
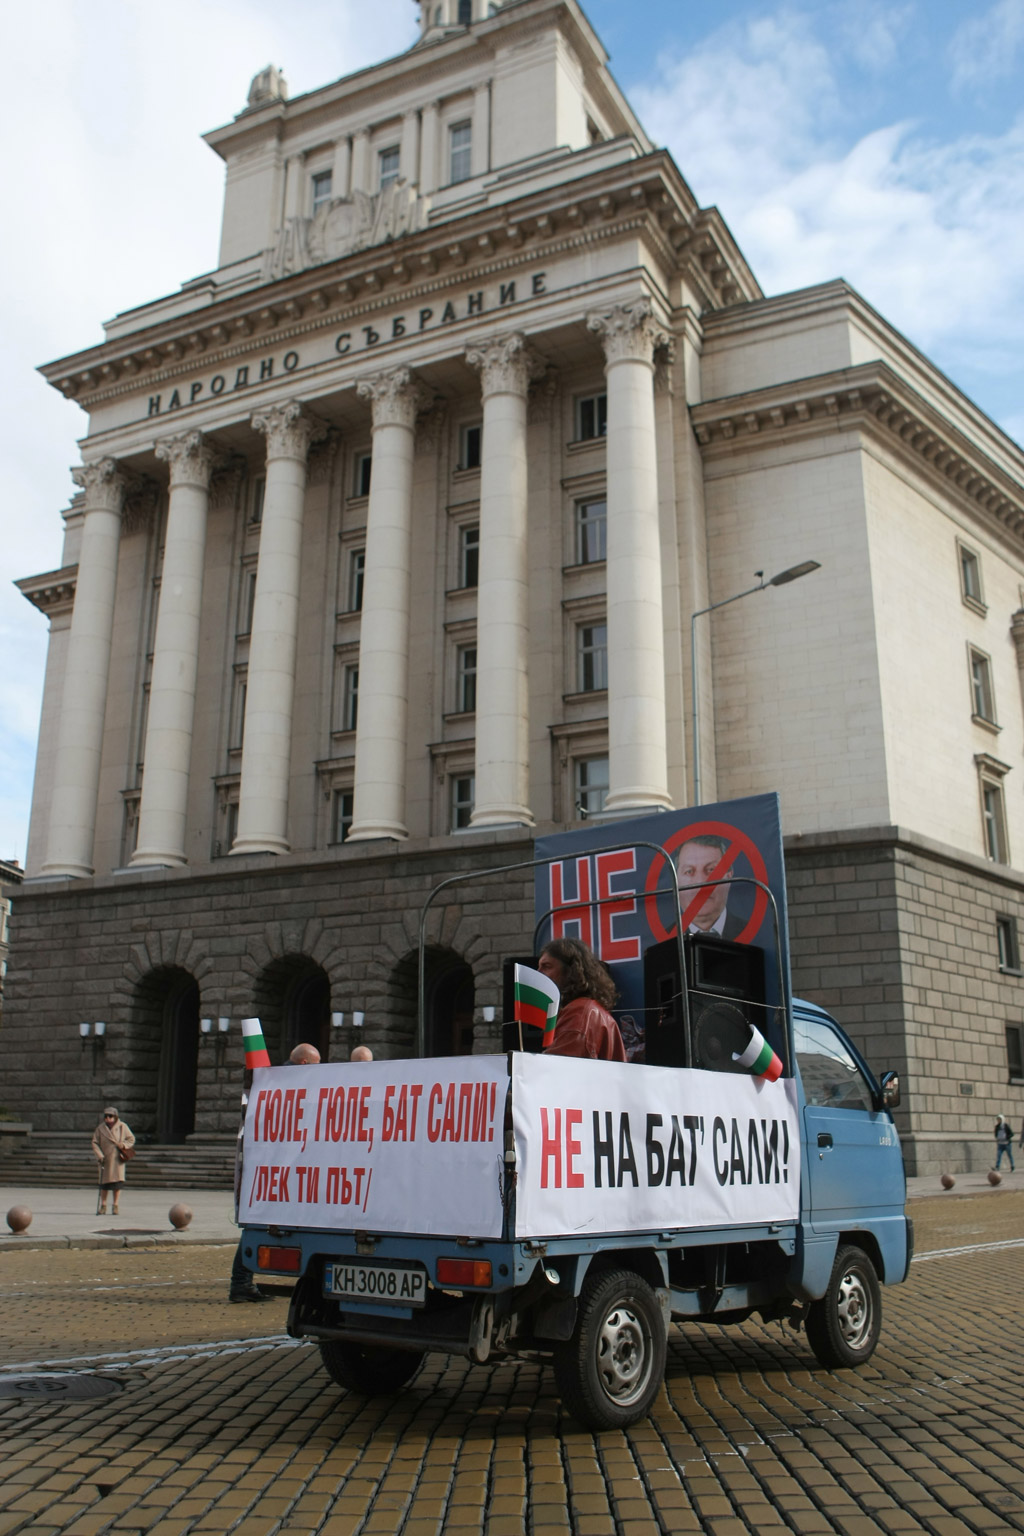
[289, 1042, 321, 1065]
[350, 1045, 373, 1063]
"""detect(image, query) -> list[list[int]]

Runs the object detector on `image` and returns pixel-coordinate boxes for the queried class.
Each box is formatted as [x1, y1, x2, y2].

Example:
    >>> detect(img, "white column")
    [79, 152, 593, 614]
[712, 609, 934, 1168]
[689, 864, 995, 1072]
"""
[41, 459, 128, 878]
[351, 129, 371, 194]
[347, 368, 424, 842]
[588, 299, 673, 814]
[332, 136, 351, 199]
[420, 101, 439, 194]
[471, 81, 491, 177]
[231, 402, 322, 857]
[465, 332, 539, 828]
[283, 154, 304, 220]
[130, 431, 216, 869]
[400, 109, 420, 185]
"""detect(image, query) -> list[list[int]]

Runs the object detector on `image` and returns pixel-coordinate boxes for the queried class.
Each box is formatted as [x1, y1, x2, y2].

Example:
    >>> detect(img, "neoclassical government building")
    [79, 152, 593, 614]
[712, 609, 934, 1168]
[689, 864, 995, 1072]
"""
[8, 0, 1024, 1172]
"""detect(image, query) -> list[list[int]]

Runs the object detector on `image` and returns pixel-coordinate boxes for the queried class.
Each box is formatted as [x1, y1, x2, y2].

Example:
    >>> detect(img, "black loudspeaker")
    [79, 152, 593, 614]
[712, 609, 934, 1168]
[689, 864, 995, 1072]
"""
[501, 955, 544, 1052]
[643, 935, 766, 1071]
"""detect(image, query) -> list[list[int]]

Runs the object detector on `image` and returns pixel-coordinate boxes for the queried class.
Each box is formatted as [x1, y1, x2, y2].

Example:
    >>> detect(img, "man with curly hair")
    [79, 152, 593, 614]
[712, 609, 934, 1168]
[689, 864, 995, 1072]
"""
[537, 938, 627, 1061]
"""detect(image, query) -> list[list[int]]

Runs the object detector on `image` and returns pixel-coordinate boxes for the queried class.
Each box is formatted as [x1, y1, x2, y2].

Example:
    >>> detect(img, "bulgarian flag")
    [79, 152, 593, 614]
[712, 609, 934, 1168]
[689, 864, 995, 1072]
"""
[514, 964, 561, 1041]
[732, 1024, 783, 1082]
[241, 1017, 272, 1069]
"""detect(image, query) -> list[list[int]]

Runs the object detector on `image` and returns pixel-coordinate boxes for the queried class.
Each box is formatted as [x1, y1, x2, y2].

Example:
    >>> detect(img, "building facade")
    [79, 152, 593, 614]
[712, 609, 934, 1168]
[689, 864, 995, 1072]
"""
[7, 0, 1024, 1171]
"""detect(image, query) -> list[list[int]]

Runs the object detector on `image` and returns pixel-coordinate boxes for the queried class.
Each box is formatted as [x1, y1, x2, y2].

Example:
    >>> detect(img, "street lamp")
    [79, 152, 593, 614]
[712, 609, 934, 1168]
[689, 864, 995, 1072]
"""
[690, 560, 821, 805]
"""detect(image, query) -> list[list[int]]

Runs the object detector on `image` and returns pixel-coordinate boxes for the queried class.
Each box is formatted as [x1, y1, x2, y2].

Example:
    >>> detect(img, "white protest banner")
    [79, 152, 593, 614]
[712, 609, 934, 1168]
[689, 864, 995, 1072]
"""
[511, 1054, 800, 1238]
[238, 1056, 509, 1239]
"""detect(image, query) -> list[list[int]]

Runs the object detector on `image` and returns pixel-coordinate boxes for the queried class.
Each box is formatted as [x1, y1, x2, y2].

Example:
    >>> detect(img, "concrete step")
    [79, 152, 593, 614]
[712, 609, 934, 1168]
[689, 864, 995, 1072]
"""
[0, 1137, 236, 1191]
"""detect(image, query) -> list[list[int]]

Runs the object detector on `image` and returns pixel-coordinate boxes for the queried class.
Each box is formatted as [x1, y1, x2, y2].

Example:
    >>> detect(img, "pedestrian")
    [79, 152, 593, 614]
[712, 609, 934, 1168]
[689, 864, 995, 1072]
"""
[91, 1107, 135, 1216]
[229, 1042, 321, 1302]
[350, 1044, 373, 1062]
[994, 1114, 1015, 1173]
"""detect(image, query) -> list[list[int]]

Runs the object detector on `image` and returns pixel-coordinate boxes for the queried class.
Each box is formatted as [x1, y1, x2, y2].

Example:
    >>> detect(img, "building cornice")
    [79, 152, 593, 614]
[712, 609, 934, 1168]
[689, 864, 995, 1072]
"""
[691, 360, 1024, 547]
[41, 153, 757, 410]
[16, 565, 78, 617]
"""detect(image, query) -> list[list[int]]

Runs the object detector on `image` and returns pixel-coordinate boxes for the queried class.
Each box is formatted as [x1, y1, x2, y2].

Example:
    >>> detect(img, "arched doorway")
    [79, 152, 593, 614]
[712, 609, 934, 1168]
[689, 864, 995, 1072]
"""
[129, 967, 200, 1143]
[424, 948, 475, 1057]
[253, 956, 331, 1063]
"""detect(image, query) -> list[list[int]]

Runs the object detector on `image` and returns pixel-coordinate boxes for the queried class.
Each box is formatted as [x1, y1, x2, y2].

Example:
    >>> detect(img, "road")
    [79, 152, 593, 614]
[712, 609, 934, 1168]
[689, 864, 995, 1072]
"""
[1, 1192, 1023, 1536]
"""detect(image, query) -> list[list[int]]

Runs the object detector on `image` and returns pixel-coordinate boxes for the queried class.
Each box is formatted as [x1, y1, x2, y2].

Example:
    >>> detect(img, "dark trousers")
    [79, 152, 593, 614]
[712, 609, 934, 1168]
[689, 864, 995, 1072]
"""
[230, 1238, 254, 1295]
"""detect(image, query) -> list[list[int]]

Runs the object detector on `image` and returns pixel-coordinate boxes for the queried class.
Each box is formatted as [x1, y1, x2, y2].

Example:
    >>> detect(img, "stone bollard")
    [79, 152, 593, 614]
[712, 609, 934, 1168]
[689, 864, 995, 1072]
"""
[6, 1205, 32, 1234]
[987, 1170, 1002, 1186]
[168, 1203, 193, 1230]
[940, 1174, 955, 1190]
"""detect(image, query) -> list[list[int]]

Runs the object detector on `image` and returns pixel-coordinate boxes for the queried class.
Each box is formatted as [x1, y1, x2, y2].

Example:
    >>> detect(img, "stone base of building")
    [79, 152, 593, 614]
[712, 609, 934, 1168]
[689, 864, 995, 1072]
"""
[4, 822, 1021, 1178]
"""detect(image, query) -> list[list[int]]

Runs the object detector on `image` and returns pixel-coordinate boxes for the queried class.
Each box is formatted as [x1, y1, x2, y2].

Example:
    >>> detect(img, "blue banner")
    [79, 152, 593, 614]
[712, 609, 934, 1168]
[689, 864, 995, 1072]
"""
[534, 795, 792, 1065]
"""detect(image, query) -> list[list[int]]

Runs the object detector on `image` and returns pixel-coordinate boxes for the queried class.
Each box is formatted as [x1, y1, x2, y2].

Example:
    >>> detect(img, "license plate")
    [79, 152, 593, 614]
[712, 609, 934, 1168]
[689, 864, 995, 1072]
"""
[324, 1261, 427, 1308]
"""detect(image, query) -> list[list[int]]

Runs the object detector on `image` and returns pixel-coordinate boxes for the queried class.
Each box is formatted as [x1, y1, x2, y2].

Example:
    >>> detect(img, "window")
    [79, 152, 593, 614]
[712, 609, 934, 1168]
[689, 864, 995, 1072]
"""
[460, 524, 479, 588]
[311, 170, 333, 214]
[1008, 1024, 1024, 1083]
[576, 392, 607, 440]
[575, 757, 609, 819]
[341, 665, 359, 733]
[452, 774, 475, 830]
[459, 422, 482, 470]
[575, 498, 606, 564]
[793, 1015, 872, 1111]
[332, 789, 354, 845]
[450, 121, 472, 184]
[456, 646, 477, 714]
[457, 0, 472, 24]
[997, 916, 1020, 973]
[348, 548, 365, 613]
[577, 623, 608, 692]
[250, 475, 265, 525]
[225, 799, 239, 853]
[959, 542, 985, 611]
[983, 781, 1008, 860]
[231, 670, 248, 751]
[239, 568, 258, 635]
[354, 453, 372, 497]
[969, 647, 996, 724]
[379, 146, 400, 189]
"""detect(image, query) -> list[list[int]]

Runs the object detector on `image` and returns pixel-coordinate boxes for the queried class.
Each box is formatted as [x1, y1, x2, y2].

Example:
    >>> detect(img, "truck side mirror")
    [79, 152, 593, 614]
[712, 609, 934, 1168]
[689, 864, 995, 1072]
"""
[878, 1070, 900, 1111]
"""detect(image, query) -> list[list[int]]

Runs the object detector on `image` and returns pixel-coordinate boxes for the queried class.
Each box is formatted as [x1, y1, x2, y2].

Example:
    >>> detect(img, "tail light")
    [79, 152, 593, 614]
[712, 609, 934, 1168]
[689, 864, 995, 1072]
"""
[436, 1257, 492, 1288]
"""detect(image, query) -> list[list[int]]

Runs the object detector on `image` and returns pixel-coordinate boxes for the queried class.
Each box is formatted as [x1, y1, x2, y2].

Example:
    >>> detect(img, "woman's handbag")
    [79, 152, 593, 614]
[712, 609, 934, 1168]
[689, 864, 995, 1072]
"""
[118, 1145, 136, 1162]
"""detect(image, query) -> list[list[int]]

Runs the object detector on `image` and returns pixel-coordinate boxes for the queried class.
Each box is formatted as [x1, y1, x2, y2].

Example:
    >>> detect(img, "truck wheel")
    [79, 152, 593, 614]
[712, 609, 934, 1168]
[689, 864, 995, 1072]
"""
[805, 1244, 881, 1368]
[318, 1340, 424, 1395]
[553, 1268, 666, 1430]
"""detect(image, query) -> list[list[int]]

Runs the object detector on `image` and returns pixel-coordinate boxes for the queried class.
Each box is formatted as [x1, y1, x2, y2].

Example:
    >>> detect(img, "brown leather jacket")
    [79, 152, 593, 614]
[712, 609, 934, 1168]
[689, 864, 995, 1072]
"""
[543, 997, 627, 1061]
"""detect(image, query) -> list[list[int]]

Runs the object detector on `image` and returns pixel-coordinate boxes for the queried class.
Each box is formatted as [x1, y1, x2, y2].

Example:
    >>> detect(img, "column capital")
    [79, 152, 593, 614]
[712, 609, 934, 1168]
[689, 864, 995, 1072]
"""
[466, 331, 544, 398]
[1011, 610, 1024, 667]
[71, 458, 129, 513]
[251, 400, 327, 461]
[587, 298, 669, 369]
[154, 430, 218, 489]
[356, 366, 428, 431]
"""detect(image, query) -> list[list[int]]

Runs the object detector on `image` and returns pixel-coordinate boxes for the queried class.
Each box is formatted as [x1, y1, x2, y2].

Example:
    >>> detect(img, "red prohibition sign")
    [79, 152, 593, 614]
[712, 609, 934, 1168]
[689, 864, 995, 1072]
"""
[643, 820, 770, 946]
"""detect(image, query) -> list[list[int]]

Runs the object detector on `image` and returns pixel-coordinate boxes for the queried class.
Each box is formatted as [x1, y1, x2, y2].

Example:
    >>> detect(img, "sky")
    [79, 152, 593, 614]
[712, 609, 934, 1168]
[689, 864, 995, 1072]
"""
[2, 0, 1023, 866]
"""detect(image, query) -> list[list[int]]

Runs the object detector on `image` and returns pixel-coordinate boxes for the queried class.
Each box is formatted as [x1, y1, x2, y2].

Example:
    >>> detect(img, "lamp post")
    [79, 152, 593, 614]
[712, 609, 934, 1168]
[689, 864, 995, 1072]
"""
[690, 560, 821, 806]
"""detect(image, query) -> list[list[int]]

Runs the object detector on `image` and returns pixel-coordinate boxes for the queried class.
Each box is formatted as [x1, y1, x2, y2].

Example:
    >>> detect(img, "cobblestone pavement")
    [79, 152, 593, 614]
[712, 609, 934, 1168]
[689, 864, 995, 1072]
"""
[1, 1193, 1022, 1536]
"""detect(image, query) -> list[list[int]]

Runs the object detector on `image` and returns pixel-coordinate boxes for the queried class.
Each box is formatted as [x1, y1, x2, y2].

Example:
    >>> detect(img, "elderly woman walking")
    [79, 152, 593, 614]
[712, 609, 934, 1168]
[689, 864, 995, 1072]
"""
[91, 1107, 135, 1216]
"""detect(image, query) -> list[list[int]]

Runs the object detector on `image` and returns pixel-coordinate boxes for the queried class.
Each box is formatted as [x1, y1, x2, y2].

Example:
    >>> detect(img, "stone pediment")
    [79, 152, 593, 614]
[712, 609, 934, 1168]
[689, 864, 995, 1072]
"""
[265, 181, 427, 281]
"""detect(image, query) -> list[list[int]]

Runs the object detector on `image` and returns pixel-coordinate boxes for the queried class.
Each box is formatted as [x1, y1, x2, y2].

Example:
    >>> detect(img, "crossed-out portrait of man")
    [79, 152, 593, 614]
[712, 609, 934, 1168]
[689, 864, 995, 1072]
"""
[675, 834, 746, 941]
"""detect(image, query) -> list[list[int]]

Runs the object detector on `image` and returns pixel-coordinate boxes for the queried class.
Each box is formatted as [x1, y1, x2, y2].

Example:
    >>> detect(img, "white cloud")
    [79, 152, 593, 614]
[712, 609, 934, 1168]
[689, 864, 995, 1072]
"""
[0, 0, 418, 862]
[632, 10, 1024, 439]
[950, 0, 1024, 89]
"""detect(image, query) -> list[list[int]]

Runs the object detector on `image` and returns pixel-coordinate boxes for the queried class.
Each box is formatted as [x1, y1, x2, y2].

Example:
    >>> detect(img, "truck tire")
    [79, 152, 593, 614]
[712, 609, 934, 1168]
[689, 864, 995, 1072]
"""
[553, 1268, 666, 1430]
[805, 1244, 881, 1368]
[318, 1340, 424, 1395]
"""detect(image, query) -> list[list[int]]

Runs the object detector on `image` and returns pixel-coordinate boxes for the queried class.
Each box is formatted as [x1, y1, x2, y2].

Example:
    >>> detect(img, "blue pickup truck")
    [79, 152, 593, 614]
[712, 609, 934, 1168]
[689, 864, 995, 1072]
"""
[236, 991, 909, 1430]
